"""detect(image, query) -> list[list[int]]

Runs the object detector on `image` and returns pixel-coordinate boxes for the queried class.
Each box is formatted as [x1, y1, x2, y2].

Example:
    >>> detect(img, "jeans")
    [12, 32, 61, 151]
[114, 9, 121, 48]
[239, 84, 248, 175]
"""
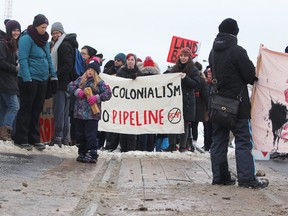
[52, 90, 70, 142]
[211, 119, 256, 183]
[0, 93, 19, 127]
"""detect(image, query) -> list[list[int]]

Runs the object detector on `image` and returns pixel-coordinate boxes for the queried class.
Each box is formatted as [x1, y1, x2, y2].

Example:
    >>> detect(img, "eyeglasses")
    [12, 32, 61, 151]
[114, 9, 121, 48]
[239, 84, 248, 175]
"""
[115, 59, 122, 62]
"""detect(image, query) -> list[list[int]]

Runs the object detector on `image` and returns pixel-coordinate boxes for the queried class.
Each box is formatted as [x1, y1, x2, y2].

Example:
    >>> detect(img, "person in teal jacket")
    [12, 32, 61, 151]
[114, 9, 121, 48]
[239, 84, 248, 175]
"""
[14, 14, 58, 151]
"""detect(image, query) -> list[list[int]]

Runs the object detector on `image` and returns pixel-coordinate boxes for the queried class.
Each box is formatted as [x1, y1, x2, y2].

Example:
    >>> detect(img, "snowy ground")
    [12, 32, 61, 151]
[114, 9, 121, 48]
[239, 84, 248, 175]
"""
[0, 122, 235, 160]
[1, 132, 288, 216]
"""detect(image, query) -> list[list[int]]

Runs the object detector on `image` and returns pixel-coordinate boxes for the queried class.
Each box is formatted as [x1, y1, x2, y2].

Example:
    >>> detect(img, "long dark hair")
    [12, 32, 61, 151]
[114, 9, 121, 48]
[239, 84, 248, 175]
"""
[171, 57, 196, 74]
[5, 33, 19, 53]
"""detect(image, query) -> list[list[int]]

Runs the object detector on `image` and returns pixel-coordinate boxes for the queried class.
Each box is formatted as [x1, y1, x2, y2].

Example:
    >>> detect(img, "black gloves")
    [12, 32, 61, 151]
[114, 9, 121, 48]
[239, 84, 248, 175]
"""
[131, 72, 137, 80]
[50, 79, 58, 94]
[46, 77, 58, 99]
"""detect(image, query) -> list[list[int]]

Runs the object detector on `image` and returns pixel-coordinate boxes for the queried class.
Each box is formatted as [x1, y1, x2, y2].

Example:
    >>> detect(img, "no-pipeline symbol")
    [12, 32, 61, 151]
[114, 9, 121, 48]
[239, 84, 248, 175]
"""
[168, 108, 181, 124]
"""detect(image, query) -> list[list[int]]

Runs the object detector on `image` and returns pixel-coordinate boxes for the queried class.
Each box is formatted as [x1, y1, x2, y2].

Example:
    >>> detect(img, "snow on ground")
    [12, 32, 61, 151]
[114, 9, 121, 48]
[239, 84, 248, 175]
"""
[0, 123, 236, 161]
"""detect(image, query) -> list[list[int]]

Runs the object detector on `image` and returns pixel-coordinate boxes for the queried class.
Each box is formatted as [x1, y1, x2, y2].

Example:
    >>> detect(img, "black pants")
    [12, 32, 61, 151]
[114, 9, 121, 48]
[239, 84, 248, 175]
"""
[203, 121, 212, 151]
[137, 134, 156, 151]
[14, 79, 47, 144]
[120, 134, 137, 152]
[105, 132, 120, 150]
[210, 119, 256, 183]
[191, 121, 199, 141]
[97, 131, 106, 149]
[75, 119, 99, 155]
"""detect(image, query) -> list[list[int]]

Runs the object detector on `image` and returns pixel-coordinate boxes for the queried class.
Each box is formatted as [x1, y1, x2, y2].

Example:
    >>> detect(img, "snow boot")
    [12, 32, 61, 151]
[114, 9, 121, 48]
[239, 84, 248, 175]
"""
[0, 126, 12, 141]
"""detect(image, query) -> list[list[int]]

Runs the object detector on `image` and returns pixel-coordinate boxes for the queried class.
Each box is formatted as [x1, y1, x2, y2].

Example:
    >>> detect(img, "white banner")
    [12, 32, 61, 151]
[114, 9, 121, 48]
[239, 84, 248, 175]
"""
[99, 73, 184, 134]
[251, 45, 288, 153]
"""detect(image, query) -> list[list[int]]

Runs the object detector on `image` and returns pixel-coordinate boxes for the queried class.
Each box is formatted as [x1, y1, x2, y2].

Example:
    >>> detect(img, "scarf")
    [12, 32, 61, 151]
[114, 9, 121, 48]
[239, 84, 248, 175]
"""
[27, 25, 49, 47]
[51, 33, 66, 71]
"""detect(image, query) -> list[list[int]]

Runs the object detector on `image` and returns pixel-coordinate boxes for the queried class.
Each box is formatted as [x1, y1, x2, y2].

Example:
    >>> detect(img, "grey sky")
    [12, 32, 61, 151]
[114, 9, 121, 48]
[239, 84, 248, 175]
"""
[1, 0, 287, 72]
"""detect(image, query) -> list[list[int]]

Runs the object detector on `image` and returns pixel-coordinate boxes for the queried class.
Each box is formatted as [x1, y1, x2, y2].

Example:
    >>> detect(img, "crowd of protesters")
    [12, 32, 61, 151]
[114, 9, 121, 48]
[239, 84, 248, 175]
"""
[0, 14, 271, 188]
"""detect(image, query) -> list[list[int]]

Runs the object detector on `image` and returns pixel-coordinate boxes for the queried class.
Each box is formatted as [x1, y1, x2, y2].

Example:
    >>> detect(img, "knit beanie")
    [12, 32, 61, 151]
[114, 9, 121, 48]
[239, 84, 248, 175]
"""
[5, 20, 21, 35]
[179, 47, 192, 58]
[126, 53, 137, 62]
[51, 22, 64, 34]
[86, 60, 101, 74]
[33, 14, 49, 27]
[218, 18, 239, 36]
[82, 45, 97, 57]
[4, 19, 10, 25]
[114, 53, 126, 64]
[143, 56, 155, 67]
[285, 46, 288, 54]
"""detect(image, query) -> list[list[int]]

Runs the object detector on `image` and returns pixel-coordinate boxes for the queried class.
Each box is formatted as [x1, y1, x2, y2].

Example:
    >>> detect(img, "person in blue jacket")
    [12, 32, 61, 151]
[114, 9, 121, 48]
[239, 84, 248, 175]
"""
[14, 14, 58, 151]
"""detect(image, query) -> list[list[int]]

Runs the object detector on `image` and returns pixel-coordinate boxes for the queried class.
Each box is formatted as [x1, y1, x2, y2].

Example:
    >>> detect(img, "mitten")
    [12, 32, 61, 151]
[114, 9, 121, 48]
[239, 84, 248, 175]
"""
[76, 89, 85, 99]
[22, 81, 32, 94]
[180, 73, 186, 79]
[88, 95, 98, 105]
[131, 72, 137, 80]
[50, 78, 58, 94]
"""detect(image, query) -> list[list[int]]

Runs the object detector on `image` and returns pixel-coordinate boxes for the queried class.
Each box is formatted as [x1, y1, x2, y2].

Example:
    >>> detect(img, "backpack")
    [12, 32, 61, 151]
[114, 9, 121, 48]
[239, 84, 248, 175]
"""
[70, 48, 86, 81]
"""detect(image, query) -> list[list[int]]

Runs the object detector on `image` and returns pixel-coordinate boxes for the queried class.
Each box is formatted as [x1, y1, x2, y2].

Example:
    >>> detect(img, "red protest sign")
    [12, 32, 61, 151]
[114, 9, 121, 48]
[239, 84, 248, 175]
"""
[167, 36, 200, 64]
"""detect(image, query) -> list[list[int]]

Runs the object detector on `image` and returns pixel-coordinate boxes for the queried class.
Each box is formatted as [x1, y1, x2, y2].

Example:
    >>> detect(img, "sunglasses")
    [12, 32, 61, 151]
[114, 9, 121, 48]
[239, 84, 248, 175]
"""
[114, 59, 122, 62]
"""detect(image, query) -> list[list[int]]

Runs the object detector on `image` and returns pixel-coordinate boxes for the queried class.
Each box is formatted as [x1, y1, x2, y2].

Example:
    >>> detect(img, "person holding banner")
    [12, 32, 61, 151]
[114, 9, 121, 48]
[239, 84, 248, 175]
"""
[137, 56, 161, 151]
[67, 60, 111, 163]
[166, 47, 200, 152]
[116, 53, 142, 152]
[103, 53, 126, 152]
[208, 18, 268, 188]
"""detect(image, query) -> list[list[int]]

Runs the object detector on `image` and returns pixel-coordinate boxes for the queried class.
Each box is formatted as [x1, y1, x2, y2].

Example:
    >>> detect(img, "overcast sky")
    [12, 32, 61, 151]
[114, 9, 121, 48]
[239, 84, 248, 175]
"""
[1, 0, 287, 72]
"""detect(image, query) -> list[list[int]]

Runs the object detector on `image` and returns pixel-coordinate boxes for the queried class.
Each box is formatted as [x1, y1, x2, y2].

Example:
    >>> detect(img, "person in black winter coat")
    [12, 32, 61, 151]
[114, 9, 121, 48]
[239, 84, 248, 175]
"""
[0, 20, 21, 141]
[208, 18, 268, 189]
[116, 53, 141, 152]
[166, 47, 200, 152]
[102, 53, 126, 152]
[50, 22, 78, 147]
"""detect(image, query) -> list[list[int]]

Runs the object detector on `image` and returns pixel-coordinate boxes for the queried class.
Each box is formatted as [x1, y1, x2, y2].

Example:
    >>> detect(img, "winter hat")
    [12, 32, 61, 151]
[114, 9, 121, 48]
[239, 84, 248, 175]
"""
[114, 53, 126, 64]
[218, 18, 239, 36]
[126, 53, 137, 62]
[33, 14, 49, 27]
[4, 19, 10, 25]
[86, 60, 101, 74]
[143, 56, 155, 67]
[179, 47, 192, 58]
[285, 46, 288, 53]
[51, 22, 64, 34]
[137, 58, 142, 62]
[82, 45, 97, 57]
[5, 20, 21, 35]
